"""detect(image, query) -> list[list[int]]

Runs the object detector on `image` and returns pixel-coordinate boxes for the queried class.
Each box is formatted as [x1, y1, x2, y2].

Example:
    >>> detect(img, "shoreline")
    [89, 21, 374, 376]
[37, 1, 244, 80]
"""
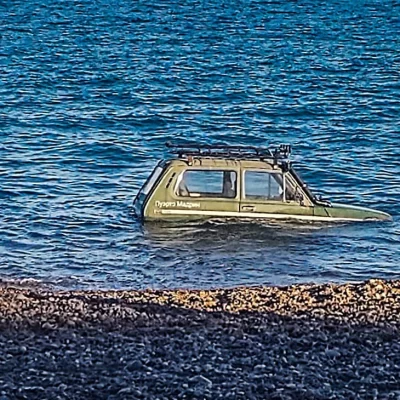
[1, 278, 399, 326]
[1, 279, 400, 399]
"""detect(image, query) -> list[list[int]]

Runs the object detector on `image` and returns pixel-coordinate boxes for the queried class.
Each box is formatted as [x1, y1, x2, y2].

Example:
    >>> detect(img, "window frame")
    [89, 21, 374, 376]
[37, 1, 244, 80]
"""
[175, 169, 238, 199]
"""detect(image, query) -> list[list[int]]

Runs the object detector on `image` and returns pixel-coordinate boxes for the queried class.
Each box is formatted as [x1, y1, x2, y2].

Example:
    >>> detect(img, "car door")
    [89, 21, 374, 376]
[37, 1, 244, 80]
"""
[169, 167, 240, 219]
[240, 168, 314, 221]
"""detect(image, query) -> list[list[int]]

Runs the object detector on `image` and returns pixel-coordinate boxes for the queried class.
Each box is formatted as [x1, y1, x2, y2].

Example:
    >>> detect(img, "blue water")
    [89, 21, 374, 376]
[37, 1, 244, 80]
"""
[1, 0, 399, 289]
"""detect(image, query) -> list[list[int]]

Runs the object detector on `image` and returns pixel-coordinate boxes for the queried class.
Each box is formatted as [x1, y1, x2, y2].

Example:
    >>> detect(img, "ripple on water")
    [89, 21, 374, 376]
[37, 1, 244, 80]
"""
[0, 0, 399, 289]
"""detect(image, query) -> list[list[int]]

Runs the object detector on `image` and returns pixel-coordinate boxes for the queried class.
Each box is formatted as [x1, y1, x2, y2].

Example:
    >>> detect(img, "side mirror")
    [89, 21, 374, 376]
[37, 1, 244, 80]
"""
[315, 194, 332, 207]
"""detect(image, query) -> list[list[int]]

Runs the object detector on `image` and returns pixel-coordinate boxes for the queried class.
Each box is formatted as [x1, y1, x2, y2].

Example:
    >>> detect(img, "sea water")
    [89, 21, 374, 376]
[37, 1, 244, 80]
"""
[1, 0, 399, 289]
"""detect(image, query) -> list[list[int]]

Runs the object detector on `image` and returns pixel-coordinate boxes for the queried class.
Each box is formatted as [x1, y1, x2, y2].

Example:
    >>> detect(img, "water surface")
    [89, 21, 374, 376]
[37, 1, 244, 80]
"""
[0, 0, 399, 289]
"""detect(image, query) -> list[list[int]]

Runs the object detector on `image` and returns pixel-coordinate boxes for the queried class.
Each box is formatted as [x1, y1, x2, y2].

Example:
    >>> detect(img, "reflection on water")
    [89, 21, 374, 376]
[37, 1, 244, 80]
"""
[144, 219, 338, 249]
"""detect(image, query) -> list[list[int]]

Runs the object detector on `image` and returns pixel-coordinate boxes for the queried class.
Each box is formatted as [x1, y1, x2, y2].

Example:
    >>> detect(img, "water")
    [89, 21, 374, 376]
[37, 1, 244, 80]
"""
[1, 0, 399, 290]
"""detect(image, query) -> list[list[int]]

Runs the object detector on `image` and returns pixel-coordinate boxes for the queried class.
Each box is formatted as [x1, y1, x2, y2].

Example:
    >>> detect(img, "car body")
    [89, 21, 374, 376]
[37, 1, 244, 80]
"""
[133, 143, 392, 223]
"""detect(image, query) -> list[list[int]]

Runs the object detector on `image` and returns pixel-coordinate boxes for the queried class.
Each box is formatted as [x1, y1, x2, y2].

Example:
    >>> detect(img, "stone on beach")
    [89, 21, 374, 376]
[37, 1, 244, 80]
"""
[0, 279, 400, 399]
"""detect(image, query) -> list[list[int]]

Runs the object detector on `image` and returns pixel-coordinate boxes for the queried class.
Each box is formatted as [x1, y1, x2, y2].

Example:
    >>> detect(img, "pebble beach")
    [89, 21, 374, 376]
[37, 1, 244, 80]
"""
[1, 279, 400, 399]
[2, 0, 399, 399]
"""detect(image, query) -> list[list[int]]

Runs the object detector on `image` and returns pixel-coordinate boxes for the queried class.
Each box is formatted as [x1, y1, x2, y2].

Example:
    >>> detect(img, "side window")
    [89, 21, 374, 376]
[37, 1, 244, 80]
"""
[244, 171, 284, 200]
[177, 170, 237, 198]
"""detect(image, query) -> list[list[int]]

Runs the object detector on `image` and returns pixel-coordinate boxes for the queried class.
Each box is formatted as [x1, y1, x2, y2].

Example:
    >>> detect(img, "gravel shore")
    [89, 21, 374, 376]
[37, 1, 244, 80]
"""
[1, 279, 400, 399]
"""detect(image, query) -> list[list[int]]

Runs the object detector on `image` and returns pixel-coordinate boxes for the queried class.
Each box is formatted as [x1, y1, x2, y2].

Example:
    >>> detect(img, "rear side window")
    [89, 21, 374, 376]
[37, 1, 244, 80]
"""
[177, 170, 237, 198]
[244, 171, 284, 200]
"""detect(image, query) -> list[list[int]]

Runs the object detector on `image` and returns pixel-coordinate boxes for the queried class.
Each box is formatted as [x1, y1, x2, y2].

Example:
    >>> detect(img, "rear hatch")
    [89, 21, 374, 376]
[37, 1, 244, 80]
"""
[133, 163, 165, 219]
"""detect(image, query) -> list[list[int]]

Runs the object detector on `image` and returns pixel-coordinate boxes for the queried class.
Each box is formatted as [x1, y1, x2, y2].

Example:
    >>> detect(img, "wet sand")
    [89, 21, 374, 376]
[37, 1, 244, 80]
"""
[1, 279, 400, 399]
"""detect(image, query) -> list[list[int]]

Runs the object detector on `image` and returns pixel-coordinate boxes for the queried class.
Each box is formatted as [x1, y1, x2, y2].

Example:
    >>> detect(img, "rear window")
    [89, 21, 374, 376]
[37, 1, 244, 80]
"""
[176, 170, 237, 198]
[142, 166, 164, 195]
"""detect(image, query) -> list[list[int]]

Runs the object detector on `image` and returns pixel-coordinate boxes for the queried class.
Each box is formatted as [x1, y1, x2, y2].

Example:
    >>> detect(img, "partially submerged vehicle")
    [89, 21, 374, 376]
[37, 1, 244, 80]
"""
[133, 143, 391, 223]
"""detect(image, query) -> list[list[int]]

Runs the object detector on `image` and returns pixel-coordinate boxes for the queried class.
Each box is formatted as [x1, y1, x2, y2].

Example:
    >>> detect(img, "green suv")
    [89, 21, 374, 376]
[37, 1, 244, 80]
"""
[133, 143, 391, 223]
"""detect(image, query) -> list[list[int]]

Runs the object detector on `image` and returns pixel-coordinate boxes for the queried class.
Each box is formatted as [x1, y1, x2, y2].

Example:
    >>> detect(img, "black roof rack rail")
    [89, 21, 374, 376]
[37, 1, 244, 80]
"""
[165, 142, 292, 161]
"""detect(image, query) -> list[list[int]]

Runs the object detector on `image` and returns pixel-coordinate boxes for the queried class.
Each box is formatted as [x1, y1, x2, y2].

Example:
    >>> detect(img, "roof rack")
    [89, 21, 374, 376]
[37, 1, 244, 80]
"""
[165, 142, 292, 162]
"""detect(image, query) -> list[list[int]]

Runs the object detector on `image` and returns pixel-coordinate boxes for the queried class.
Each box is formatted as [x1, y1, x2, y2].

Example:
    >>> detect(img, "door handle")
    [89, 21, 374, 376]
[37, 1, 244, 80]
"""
[242, 205, 255, 212]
